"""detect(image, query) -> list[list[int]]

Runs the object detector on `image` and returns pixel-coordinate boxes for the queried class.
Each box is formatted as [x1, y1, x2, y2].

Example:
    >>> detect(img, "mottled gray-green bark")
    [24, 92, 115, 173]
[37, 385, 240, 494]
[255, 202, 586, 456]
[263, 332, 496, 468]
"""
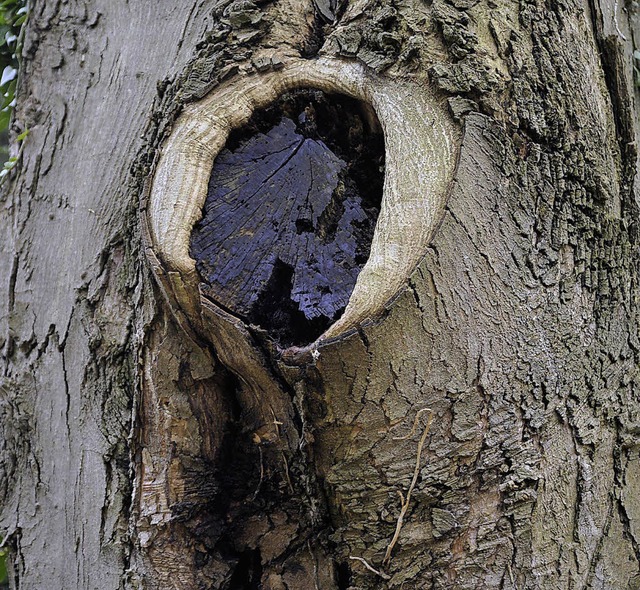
[1, 1, 639, 589]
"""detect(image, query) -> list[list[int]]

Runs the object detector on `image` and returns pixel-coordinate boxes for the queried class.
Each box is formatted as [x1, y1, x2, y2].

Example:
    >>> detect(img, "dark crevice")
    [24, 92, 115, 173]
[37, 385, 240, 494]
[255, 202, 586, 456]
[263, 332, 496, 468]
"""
[336, 559, 352, 589]
[175, 369, 260, 512]
[301, 9, 325, 58]
[228, 548, 262, 590]
[301, 0, 344, 57]
[191, 88, 385, 348]
[248, 258, 334, 348]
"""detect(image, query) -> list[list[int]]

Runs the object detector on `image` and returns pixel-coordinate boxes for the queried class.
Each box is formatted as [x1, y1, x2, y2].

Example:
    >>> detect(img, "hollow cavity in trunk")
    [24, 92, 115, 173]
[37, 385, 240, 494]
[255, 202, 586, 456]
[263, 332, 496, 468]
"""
[190, 88, 385, 346]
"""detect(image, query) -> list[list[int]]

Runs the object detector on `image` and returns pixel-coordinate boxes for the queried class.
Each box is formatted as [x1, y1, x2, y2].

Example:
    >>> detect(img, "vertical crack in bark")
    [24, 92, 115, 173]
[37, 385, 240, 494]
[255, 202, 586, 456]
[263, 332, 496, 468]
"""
[585, 496, 616, 588]
[3, 253, 19, 373]
[616, 494, 640, 564]
[613, 444, 640, 566]
[58, 333, 72, 443]
[586, 0, 637, 206]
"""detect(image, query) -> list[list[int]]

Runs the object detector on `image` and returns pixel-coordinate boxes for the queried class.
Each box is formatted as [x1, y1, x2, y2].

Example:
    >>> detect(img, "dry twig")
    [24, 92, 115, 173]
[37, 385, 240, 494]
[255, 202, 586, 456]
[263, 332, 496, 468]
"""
[349, 556, 392, 580]
[251, 446, 265, 501]
[392, 407, 432, 441]
[281, 451, 294, 494]
[383, 408, 434, 567]
[349, 407, 434, 579]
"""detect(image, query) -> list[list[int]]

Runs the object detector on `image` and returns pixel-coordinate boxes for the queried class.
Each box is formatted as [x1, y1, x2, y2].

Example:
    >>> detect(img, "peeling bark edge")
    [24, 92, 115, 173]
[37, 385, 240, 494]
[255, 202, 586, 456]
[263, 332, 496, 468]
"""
[144, 56, 460, 346]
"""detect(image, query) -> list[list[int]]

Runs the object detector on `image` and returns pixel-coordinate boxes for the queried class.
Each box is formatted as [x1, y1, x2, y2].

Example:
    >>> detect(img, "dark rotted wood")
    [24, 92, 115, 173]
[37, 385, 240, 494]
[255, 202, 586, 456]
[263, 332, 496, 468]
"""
[190, 90, 384, 346]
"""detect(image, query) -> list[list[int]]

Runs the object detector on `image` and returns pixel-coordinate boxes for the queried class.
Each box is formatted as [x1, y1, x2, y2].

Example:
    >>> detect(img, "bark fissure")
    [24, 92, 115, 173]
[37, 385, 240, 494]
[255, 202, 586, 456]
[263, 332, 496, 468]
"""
[2, 0, 640, 588]
[589, 1, 638, 196]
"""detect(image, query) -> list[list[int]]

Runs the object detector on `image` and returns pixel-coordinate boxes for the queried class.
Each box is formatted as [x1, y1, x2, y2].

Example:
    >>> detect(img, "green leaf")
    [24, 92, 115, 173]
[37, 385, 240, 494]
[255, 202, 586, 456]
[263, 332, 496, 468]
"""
[0, 0, 26, 155]
[0, 108, 9, 130]
[0, 547, 8, 584]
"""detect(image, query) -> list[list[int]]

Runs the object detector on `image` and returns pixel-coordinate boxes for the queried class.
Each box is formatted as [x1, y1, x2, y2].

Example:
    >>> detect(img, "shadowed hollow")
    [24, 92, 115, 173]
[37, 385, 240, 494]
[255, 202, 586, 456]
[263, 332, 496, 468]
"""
[190, 89, 385, 347]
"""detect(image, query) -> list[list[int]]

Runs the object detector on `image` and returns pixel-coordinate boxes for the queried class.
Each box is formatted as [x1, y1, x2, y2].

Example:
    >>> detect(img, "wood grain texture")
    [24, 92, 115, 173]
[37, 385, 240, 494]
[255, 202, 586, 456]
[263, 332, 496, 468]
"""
[190, 91, 383, 346]
[0, 1, 217, 588]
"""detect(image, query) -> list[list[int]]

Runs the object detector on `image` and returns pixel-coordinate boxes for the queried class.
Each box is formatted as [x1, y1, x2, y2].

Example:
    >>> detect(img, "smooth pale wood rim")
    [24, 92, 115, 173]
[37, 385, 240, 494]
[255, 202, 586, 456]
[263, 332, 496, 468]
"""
[147, 56, 459, 343]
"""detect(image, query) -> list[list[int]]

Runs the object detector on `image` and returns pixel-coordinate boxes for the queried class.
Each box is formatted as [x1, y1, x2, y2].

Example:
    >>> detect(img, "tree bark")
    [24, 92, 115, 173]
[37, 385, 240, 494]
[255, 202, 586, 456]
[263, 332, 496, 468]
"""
[1, 1, 640, 589]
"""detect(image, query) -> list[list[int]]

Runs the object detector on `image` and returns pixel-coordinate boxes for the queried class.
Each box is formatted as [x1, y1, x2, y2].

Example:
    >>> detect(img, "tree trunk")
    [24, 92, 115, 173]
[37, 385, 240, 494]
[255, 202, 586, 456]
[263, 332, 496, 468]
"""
[1, 0, 639, 588]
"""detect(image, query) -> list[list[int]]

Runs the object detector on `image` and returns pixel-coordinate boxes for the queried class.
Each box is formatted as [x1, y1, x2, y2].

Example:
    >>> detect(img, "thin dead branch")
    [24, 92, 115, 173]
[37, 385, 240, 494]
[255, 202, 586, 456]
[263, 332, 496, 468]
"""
[281, 450, 294, 494]
[349, 556, 392, 580]
[251, 446, 265, 501]
[392, 407, 432, 441]
[383, 408, 434, 567]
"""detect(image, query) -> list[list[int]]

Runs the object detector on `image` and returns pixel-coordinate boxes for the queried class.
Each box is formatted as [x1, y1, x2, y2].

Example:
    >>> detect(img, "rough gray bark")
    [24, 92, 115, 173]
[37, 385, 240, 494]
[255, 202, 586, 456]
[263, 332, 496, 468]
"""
[1, 1, 640, 589]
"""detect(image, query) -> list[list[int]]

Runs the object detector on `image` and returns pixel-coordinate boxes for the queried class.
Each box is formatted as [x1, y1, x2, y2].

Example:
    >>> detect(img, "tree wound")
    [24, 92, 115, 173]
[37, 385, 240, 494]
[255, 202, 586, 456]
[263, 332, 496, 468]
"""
[190, 89, 385, 347]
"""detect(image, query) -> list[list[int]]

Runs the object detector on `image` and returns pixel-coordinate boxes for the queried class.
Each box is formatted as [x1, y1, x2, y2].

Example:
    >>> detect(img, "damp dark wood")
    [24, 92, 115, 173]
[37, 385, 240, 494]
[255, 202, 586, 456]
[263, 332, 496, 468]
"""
[190, 89, 385, 347]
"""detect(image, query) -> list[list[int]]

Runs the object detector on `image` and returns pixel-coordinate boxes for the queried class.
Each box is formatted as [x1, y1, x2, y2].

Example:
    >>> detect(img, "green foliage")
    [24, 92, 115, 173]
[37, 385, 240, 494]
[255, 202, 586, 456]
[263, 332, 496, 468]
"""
[0, 544, 8, 587]
[0, 0, 27, 164]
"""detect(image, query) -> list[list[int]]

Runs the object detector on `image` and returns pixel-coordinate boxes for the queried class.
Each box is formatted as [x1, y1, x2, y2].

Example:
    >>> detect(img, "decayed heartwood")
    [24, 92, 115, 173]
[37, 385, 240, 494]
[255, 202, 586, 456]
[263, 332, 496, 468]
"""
[1, 1, 639, 589]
